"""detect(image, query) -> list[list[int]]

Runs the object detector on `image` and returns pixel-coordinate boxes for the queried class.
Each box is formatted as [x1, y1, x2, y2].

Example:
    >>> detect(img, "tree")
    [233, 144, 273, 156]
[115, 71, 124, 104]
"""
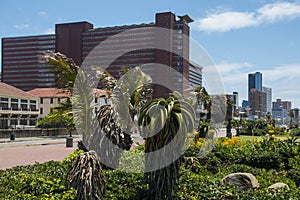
[225, 95, 233, 138]
[138, 95, 195, 199]
[191, 86, 211, 138]
[288, 109, 295, 129]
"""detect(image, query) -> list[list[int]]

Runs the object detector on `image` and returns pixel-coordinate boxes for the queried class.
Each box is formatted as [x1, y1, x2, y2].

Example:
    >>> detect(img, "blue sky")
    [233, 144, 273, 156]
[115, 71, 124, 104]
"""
[1, 0, 300, 107]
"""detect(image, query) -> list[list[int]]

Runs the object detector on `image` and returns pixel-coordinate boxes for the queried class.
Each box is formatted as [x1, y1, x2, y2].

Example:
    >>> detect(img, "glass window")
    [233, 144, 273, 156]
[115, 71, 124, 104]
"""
[21, 104, 27, 110]
[11, 98, 18, 102]
[30, 104, 36, 110]
[0, 98, 8, 102]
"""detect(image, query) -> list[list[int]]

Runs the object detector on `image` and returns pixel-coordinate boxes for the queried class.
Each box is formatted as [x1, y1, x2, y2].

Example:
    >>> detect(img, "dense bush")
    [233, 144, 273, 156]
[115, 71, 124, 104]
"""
[0, 161, 76, 199]
[0, 136, 299, 199]
[290, 128, 300, 136]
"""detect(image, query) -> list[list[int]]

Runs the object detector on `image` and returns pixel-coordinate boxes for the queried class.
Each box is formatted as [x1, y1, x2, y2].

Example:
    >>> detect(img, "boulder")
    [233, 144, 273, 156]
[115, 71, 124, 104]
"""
[221, 173, 259, 192]
[268, 182, 289, 190]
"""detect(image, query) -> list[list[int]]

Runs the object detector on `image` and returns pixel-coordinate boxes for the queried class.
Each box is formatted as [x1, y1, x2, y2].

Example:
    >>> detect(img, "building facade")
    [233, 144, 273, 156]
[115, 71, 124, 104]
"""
[272, 99, 292, 125]
[1, 35, 56, 91]
[27, 88, 107, 119]
[0, 82, 39, 129]
[248, 72, 267, 117]
[248, 89, 266, 118]
[248, 72, 262, 92]
[189, 62, 202, 88]
[27, 88, 68, 118]
[2, 12, 200, 98]
[262, 86, 272, 113]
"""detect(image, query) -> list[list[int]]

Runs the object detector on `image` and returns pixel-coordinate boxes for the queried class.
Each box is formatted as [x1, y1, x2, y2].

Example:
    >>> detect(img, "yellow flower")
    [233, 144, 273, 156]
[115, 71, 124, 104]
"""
[271, 134, 275, 139]
[196, 141, 202, 147]
[194, 131, 199, 136]
[268, 129, 275, 134]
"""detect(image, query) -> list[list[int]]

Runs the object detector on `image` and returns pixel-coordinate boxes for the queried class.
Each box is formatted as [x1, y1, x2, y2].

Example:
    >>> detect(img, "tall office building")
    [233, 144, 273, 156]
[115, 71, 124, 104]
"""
[249, 89, 266, 117]
[263, 86, 272, 113]
[248, 72, 266, 117]
[248, 72, 262, 92]
[2, 12, 200, 97]
[1, 35, 56, 90]
[232, 92, 239, 114]
[189, 62, 202, 88]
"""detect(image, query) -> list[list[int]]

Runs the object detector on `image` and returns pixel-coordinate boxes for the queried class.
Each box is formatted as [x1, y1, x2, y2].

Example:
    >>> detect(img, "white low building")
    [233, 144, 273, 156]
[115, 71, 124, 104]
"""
[0, 82, 39, 129]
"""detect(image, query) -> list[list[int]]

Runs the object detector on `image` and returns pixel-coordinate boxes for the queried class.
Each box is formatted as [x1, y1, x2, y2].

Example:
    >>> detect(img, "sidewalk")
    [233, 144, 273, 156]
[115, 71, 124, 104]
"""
[0, 135, 82, 148]
[0, 135, 81, 170]
[0, 143, 76, 170]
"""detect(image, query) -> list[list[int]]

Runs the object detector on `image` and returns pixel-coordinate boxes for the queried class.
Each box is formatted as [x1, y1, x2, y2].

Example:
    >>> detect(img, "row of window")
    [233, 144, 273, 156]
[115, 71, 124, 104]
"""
[3, 50, 54, 56]
[0, 98, 36, 104]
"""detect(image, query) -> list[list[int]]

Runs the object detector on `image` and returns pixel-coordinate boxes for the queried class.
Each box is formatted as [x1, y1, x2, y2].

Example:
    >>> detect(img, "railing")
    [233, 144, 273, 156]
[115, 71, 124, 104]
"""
[0, 107, 39, 112]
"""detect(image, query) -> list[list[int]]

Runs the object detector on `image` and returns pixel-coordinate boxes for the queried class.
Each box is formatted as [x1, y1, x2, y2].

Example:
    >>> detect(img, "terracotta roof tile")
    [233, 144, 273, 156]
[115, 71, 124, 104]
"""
[27, 88, 68, 97]
[0, 82, 36, 98]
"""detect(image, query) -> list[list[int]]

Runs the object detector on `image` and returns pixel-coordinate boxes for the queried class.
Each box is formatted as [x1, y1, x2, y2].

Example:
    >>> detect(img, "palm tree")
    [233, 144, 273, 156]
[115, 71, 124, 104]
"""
[288, 109, 295, 129]
[225, 94, 233, 138]
[138, 95, 195, 199]
[191, 86, 211, 138]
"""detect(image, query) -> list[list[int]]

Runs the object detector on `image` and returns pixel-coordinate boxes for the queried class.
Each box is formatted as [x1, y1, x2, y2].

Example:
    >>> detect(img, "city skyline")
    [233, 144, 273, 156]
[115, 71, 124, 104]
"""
[1, 0, 300, 107]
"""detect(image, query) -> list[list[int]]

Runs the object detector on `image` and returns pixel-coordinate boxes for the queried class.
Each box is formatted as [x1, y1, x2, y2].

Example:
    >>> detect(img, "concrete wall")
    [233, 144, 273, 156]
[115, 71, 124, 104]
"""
[0, 128, 71, 139]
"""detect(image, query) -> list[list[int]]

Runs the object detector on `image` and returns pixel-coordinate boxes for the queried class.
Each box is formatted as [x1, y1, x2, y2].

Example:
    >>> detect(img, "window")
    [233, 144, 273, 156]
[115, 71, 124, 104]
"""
[40, 108, 43, 115]
[95, 97, 98, 104]
[0, 102, 8, 109]
[40, 98, 43, 104]
[1, 98, 8, 102]
[50, 98, 53, 104]
[11, 98, 18, 102]
[30, 104, 36, 110]
[21, 104, 27, 110]
[58, 98, 61, 103]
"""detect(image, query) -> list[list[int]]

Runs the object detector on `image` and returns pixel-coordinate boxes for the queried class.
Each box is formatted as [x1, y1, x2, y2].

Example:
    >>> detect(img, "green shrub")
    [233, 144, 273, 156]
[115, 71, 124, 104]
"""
[290, 128, 300, 136]
[0, 161, 75, 200]
[103, 170, 147, 200]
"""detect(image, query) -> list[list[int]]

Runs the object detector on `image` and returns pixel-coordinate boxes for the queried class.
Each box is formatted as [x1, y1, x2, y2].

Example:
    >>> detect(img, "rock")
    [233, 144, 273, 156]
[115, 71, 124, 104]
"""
[221, 173, 259, 191]
[268, 182, 289, 190]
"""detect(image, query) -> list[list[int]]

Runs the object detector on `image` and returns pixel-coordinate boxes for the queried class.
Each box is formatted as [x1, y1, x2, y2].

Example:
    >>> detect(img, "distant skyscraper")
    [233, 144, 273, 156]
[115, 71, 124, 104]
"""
[272, 99, 292, 124]
[248, 72, 262, 91]
[232, 92, 239, 113]
[263, 86, 272, 113]
[248, 72, 265, 117]
[249, 89, 266, 117]
[242, 100, 248, 108]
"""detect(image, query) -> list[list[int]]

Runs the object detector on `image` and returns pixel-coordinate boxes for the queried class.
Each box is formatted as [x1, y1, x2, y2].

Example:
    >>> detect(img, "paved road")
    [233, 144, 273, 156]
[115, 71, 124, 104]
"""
[0, 136, 80, 170]
[0, 129, 236, 170]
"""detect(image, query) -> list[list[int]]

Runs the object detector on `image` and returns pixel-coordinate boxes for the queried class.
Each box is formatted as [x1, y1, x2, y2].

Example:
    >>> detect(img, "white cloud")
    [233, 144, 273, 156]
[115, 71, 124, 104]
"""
[38, 11, 47, 16]
[195, 12, 258, 32]
[44, 28, 55, 34]
[194, 2, 300, 32]
[14, 24, 29, 30]
[258, 2, 300, 23]
[214, 61, 253, 74]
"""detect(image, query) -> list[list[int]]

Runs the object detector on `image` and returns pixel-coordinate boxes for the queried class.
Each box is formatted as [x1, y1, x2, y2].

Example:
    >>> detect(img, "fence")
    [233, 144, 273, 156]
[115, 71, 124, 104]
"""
[0, 128, 70, 139]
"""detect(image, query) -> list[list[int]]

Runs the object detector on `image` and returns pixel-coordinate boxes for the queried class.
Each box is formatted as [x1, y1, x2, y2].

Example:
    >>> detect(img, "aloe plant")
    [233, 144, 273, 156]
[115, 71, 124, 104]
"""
[138, 95, 195, 199]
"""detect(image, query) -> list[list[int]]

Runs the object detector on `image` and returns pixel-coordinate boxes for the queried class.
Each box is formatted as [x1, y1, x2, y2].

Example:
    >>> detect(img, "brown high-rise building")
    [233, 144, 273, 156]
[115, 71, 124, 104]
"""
[2, 12, 200, 97]
[249, 89, 267, 117]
